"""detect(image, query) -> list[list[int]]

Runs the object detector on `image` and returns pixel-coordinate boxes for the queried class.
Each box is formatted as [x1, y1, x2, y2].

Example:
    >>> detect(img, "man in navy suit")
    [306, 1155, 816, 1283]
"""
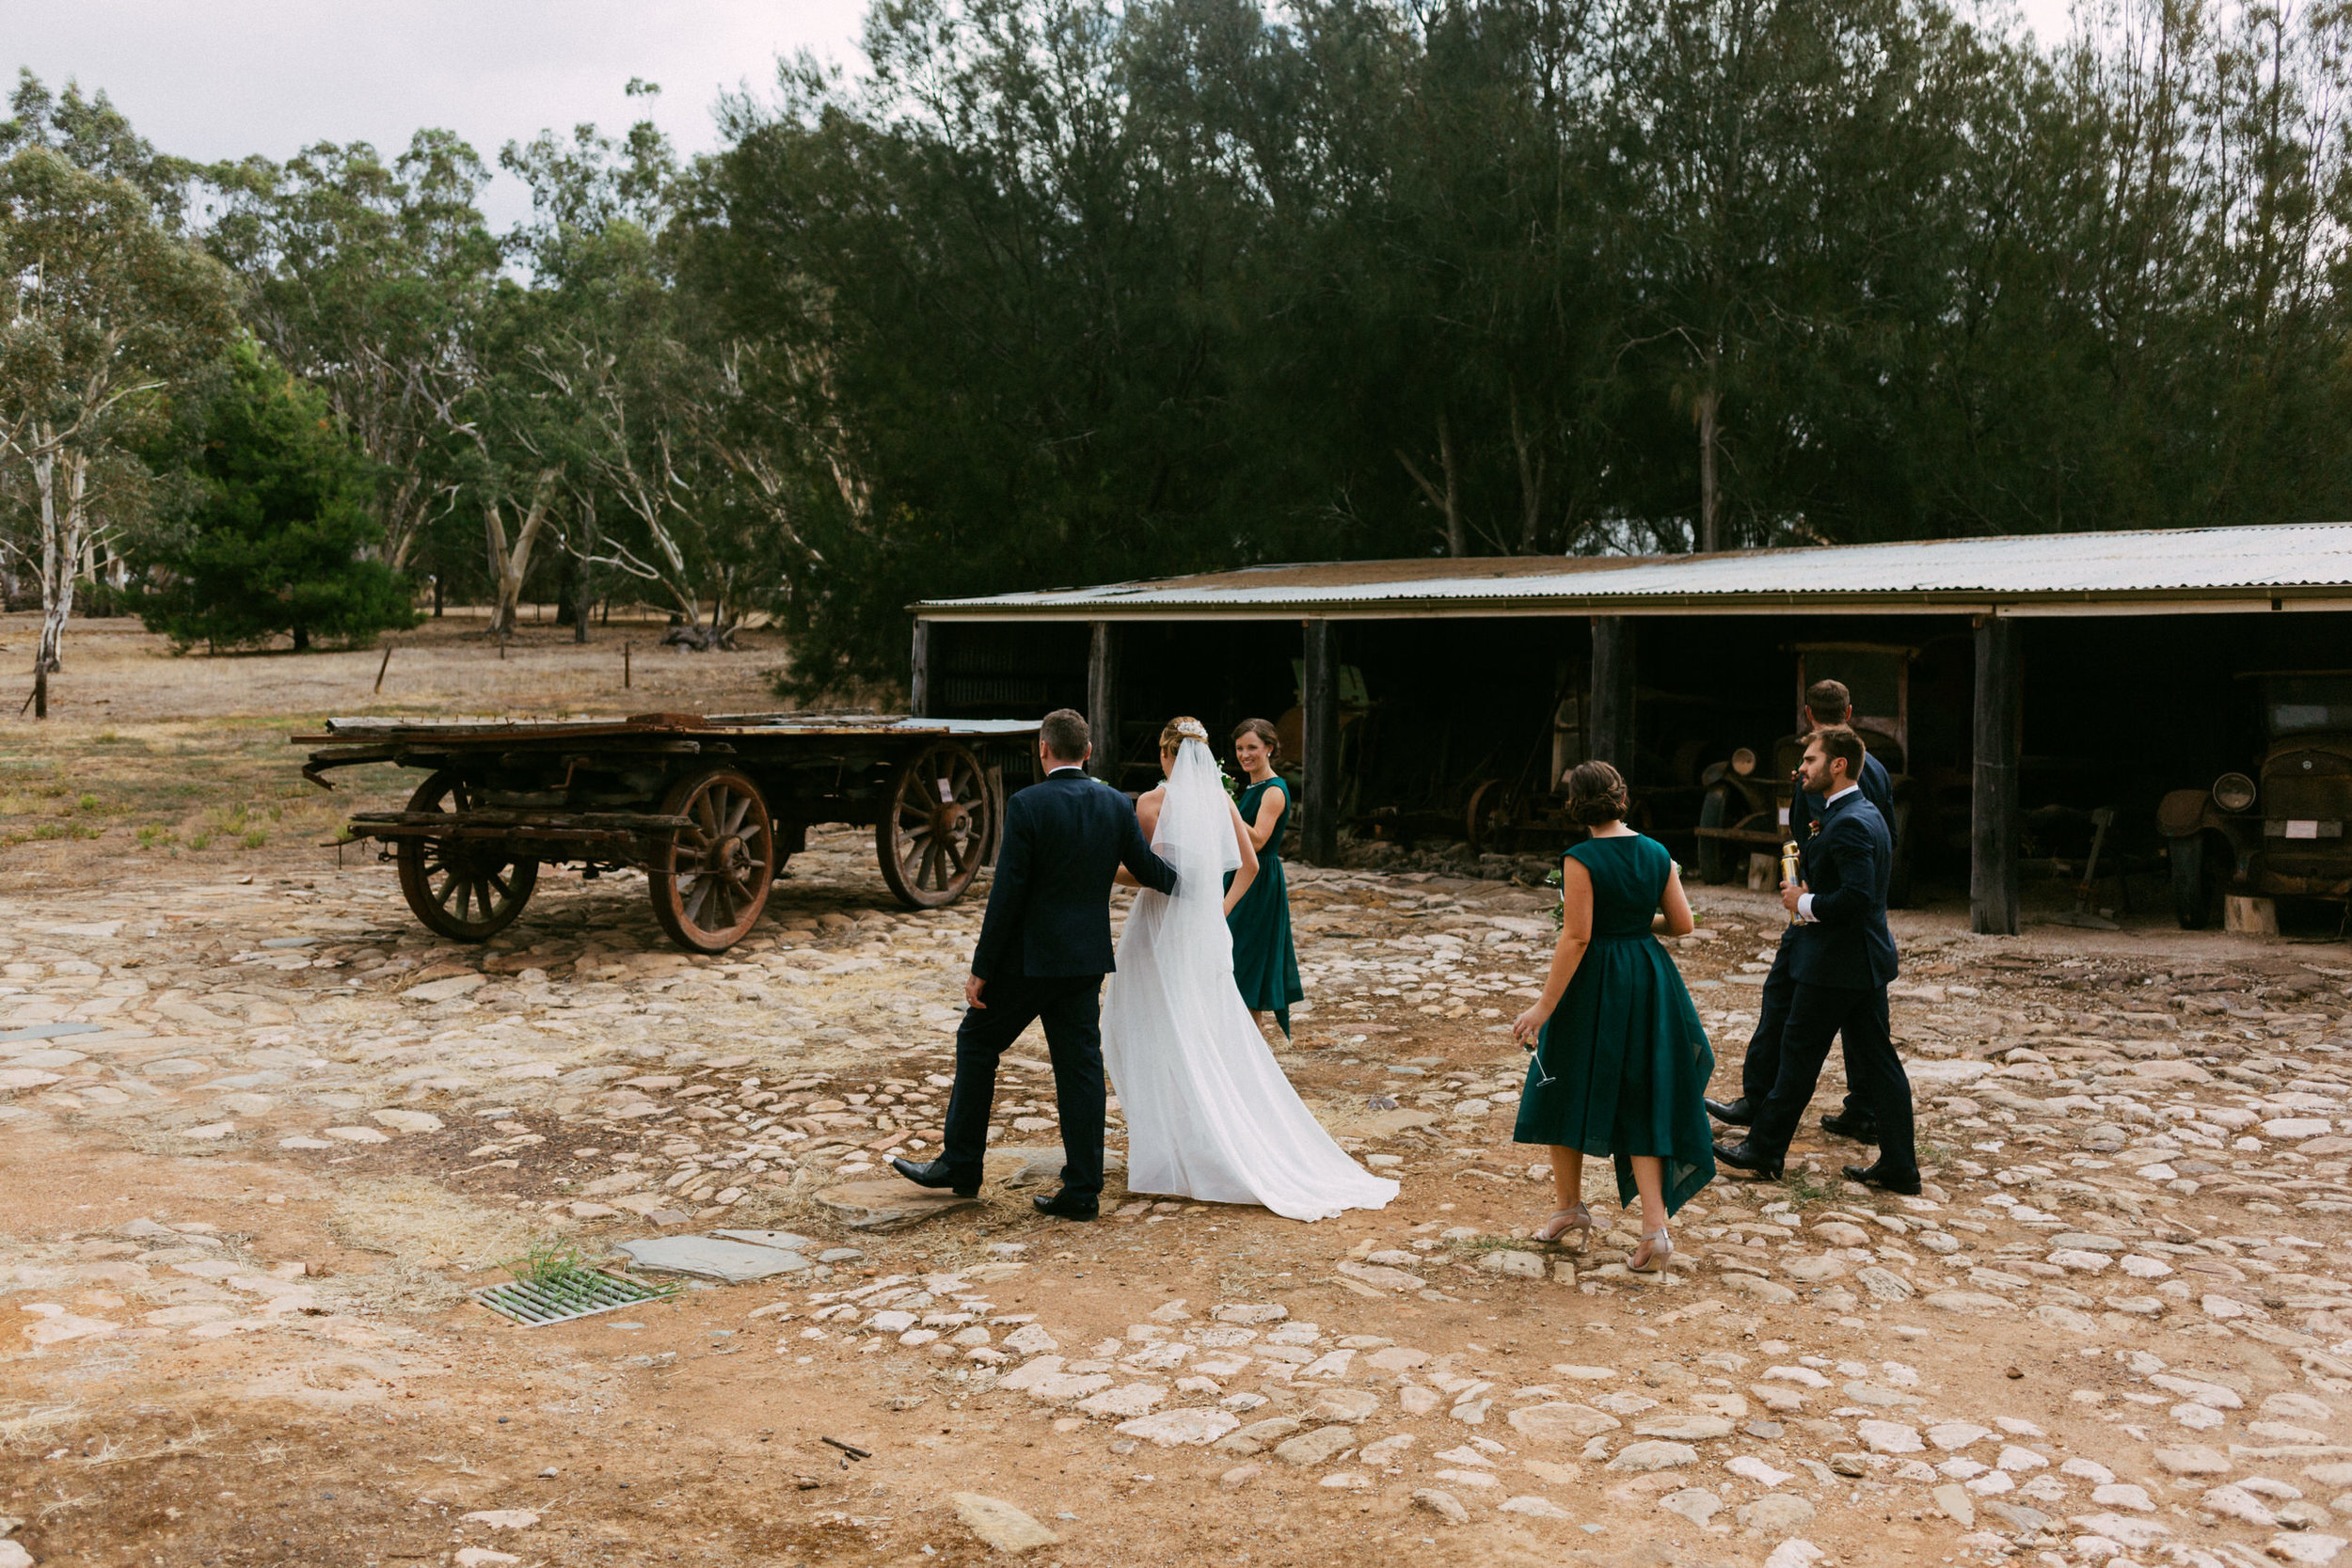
[1707, 679, 1896, 1143]
[893, 708, 1179, 1220]
[1714, 724, 1918, 1195]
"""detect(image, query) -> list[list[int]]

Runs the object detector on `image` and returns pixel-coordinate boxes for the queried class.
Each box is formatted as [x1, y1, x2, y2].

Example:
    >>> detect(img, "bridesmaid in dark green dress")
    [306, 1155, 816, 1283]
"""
[1226, 718, 1304, 1037]
[1510, 760, 1715, 1273]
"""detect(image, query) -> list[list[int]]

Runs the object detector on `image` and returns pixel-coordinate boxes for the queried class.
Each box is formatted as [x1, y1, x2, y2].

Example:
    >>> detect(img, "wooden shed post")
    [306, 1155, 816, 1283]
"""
[909, 619, 931, 718]
[1302, 618, 1341, 864]
[1588, 616, 1634, 768]
[1970, 615, 2022, 936]
[1087, 621, 1120, 783]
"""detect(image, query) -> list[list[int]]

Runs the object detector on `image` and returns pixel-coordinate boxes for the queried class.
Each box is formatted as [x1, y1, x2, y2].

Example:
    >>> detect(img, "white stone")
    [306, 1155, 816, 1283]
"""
[1606, 1441, 1698, 1471]
[1499, 1495, 1576, 1520]
[1075, 1383, 1166, 1419]
[950, 1492, 1058, 1554]
[371, 1109, 443, 1132]
[2067, 1512, 2171, 1548]
[1726, 1456, 1794, 1487]
[1858, 1420, 1924, 1454]
[1116, 1409, 1239, 1447]
[461, 1510, 540, 1528]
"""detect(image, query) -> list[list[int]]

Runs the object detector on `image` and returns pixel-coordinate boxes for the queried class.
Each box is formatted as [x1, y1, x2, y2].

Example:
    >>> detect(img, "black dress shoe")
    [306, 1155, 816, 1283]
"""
[1703, 1097, 1755, 1126]
[1820, 1111, 1880, 1142]
[891, 1157, 978, 1198]
[1842, 1164, 1922, 1196]
[1032, 1189, 1099, 1221]
[1712, 1141, 1784, 1180]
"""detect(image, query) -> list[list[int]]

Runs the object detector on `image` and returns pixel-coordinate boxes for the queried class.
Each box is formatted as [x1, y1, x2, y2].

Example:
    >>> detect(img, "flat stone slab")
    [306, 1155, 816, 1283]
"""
[615, 1235, 813, 1283]
[712, 1229, 818, 1252]
[817, 1180, 982, 1229]
[1117, 1408, 1240, 1447]
[951, 1493, 1057, 1555]
[0, 1022, 107, 1043]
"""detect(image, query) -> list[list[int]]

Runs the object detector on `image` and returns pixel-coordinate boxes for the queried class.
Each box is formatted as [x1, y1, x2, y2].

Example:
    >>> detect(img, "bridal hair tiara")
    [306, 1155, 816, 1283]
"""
[1170, 718, 1209, 741]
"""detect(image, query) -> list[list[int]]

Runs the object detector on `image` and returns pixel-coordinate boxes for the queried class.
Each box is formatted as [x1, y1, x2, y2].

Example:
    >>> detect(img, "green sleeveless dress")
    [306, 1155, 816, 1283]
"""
[1225, 776, 1304, 1035]
[1512, 833, 1716, 1216]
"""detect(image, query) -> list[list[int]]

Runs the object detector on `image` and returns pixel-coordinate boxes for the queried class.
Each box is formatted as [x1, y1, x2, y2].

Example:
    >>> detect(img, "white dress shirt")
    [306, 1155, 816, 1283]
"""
[1794, 783, 1860, 924]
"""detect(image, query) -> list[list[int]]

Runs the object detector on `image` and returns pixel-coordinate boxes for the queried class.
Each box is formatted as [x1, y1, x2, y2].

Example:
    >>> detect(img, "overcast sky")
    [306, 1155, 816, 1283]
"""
[0, 0, 868, 230]
[6, 0, 2075, 233]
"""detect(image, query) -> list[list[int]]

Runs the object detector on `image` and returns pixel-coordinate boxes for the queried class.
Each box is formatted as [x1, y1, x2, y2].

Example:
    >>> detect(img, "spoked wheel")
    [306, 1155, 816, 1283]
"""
[650, 768, 775, 954]
[1464, 779, 1508, 852]
[395, 769, 539, 942]
[878, 741, 992, 909]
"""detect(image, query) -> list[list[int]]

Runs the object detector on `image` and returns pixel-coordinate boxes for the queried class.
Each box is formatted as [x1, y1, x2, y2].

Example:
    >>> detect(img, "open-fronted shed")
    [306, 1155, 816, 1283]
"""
[913, 524, 2352, 934]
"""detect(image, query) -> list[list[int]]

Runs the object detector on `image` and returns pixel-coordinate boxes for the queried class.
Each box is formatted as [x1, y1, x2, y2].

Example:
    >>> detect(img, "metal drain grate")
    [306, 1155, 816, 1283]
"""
[471, 1268, 675, 1327]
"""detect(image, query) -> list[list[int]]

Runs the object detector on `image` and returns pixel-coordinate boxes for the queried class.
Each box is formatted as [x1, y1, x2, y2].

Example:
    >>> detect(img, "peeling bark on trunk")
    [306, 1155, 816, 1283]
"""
[1695, 377, 1722, 555]
[485, 470, 560, 638]
[1396, 410, 1467, 559]
[1510, 391, 1547, 555]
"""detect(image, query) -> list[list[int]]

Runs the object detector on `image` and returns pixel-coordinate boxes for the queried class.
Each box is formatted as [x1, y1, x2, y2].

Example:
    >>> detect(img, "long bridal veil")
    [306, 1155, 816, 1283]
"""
[1102, 737, 1395, 1221]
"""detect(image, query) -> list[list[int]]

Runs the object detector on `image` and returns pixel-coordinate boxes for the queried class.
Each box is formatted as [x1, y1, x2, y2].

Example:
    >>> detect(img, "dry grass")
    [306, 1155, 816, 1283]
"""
[0, 1402, 84, 1455]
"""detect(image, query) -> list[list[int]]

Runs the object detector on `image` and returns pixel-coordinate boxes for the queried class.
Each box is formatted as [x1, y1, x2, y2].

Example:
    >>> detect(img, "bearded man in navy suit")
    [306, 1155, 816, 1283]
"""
[1713, 724, 1918, 1195]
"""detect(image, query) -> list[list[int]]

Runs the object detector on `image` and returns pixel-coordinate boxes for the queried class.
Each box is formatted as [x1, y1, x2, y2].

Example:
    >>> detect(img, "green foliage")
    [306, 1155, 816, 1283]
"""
[680, 0, 2352, 690]
[137, 340, 420, 652]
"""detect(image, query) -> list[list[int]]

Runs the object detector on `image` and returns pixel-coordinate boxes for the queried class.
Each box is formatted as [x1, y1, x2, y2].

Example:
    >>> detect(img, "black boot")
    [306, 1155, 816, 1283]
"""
[1031, 1189, 1099, 1221]
[890, 1158, 978, 1199]
[1711, 1141, 1784, 1181]
[1704, 1097, 1755, 1126]
[1820, 1110, 1880, 1142]
[1842, 1163, 1921, 1196]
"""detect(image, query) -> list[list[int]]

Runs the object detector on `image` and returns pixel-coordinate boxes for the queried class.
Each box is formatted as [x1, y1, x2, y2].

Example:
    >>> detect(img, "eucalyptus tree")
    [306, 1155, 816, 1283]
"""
[203, 130, 502, 572]
[0, 146, 235, 672]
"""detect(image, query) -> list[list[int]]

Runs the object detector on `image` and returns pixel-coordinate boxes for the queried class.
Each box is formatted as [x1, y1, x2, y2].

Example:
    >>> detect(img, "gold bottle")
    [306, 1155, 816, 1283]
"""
[1780, 837, 1801, 926]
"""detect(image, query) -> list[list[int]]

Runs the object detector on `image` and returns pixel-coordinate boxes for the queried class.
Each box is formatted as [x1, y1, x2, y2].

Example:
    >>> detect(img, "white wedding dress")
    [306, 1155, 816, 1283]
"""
[1101, 738, 1397, 1222]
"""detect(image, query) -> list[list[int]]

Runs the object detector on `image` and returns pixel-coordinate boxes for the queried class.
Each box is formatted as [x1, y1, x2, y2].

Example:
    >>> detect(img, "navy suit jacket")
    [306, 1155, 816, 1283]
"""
[1787, 788, 1899, 990]
[970, 768, 1179, 981]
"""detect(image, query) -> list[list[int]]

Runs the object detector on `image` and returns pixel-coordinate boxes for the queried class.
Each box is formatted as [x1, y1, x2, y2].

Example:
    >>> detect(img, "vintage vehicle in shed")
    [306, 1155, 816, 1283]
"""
[1692, 642, 1923, 906]
[2160, 672, 2352, 928]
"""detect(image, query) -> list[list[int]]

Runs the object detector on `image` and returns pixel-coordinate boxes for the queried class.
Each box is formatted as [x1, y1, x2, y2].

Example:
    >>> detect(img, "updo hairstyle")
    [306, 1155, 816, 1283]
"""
[1231, 717, 1279, 759]
[1159, 716, 1209, 752]
[1565, 760, 1629, 826]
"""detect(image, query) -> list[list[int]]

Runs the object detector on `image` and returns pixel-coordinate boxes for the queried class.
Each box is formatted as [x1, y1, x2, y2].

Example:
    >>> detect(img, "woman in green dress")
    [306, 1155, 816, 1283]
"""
[1510, 760, 1715, 1273]
[1227, 718, 1304, 1037]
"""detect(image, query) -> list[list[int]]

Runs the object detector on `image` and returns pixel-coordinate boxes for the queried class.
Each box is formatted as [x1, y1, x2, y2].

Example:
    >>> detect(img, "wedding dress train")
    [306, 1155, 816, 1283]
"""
[1101, 738, 1396, 1222]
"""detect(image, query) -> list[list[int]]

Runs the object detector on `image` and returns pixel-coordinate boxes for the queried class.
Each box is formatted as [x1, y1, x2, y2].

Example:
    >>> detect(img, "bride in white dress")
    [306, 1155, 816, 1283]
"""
[1103, 719, 1397, 1222]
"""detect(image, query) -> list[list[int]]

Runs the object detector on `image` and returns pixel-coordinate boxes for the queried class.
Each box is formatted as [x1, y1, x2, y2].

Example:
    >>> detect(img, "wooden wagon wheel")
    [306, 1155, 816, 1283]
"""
[394, 769, 539, 942]
[649, 768, 776, 954]
[1464, 779, 1508, 851]
[877, 740, 992, 909]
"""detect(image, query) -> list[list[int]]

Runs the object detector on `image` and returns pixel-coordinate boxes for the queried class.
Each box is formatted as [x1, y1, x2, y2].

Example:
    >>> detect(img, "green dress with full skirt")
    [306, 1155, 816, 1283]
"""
[1512, 833, 1716, 1216]
[1226, 776, 1304, 1034]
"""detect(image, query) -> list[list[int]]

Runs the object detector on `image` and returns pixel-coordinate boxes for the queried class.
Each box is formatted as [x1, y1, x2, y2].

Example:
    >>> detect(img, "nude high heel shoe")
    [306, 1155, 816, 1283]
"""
[1627, 1227, 1673, 1274]
[1533, 1203, 1594, 1249]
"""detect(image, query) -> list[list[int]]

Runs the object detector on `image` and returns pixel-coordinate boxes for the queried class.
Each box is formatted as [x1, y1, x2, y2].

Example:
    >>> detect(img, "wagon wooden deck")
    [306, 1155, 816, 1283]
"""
[294, 712, 1039, 953]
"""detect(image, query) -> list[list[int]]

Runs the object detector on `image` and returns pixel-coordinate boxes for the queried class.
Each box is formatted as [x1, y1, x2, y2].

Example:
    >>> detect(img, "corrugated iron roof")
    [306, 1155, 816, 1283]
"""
[914, 523, 2352, 620]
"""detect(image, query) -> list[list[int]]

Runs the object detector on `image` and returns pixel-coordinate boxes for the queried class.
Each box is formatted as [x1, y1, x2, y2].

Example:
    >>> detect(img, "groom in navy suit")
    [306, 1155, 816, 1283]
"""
[1714, 725, 1918, 1195]
[893, 708, 1179, 1220]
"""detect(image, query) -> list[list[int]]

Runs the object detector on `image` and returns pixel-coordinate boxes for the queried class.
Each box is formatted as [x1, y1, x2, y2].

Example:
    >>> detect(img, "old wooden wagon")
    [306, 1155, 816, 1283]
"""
[294, 713, 1039, 954]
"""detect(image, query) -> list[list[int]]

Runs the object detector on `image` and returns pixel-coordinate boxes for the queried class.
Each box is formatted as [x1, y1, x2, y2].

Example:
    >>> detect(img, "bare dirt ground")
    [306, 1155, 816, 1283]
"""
[4, 613, 2352, 1568]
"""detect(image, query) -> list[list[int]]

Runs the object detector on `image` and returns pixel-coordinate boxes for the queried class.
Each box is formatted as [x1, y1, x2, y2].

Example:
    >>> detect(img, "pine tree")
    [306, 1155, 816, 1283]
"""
[140, 340, 418, 652]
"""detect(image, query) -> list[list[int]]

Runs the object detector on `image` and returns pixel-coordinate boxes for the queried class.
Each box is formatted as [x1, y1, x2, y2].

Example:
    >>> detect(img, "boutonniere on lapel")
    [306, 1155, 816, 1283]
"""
[1808, 819, 1822, 835]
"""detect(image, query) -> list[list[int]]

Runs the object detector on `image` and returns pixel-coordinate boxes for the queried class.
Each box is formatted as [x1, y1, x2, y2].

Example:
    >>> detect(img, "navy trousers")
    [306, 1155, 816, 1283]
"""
[939, 974, 1108, 1198]
[1746, 982, 1916, 1180]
